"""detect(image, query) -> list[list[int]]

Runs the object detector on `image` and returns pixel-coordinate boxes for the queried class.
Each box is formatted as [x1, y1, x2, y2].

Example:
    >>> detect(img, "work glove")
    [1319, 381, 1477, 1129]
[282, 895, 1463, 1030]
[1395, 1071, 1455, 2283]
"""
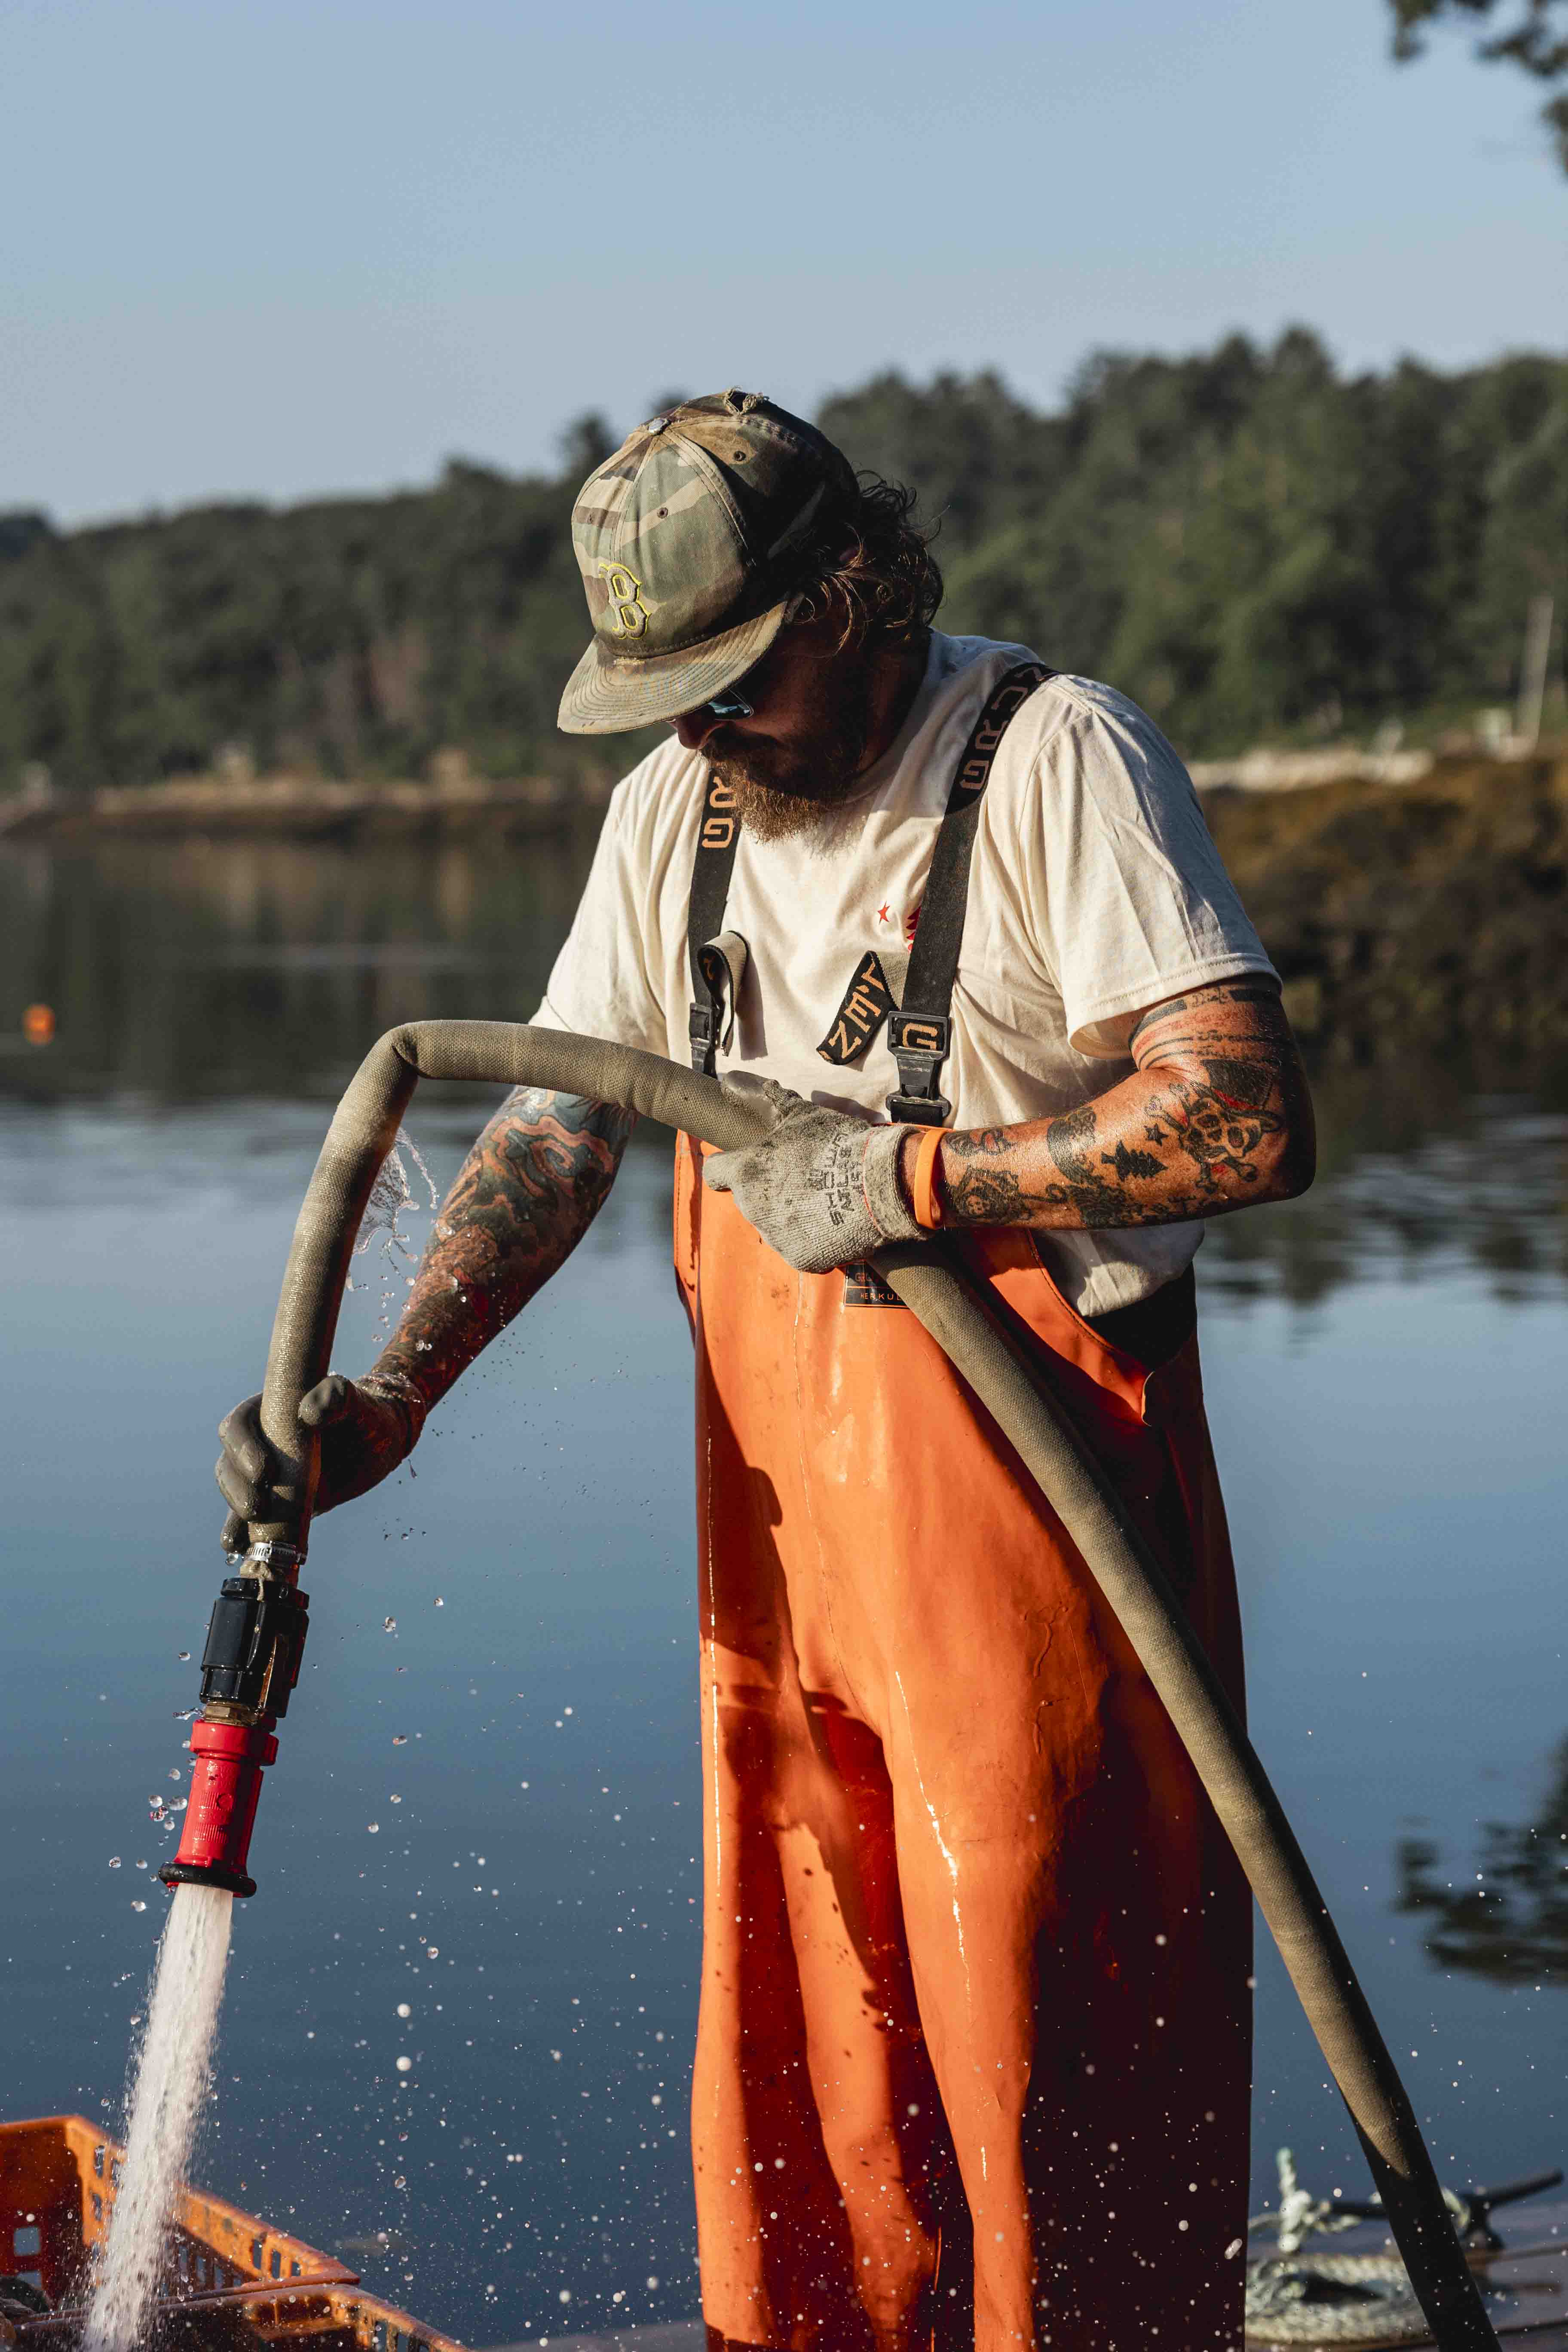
[702, 1076, 926, 1274]
[215, 1373, 424, 1556]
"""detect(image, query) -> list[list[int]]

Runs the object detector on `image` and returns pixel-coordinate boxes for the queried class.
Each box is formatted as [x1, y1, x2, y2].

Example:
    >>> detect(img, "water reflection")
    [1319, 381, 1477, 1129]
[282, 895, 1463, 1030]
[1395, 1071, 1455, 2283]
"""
[1396, 1739, 1568, 1986]
[1203, 1078, 1568, 1306]
[0, 831, 596, 1103]
[6, 835, 1568, 1307]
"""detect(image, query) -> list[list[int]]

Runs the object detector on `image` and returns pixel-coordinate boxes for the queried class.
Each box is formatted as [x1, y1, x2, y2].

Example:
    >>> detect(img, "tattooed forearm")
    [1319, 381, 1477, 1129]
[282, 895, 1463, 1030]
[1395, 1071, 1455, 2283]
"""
[936, 1129, 1033, 1224]
[926, 977, 1315, 1232]
[369, 1088, 634, 1416]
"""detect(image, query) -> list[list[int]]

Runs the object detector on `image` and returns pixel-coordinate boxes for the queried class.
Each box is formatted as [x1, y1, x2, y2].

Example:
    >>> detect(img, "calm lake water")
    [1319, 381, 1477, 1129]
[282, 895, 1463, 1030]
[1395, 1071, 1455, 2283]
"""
[3, 831, 1566, 2349]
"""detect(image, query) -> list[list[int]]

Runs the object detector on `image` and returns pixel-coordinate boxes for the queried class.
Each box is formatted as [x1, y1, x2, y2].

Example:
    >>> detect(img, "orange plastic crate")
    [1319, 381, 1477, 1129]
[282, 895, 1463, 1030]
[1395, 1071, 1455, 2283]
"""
[0, 2116, 463, 2352]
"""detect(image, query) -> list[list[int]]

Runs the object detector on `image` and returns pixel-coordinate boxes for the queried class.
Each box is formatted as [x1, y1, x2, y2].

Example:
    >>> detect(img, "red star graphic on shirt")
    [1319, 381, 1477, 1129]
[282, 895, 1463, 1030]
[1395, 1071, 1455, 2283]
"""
[876, 902, 892, 925]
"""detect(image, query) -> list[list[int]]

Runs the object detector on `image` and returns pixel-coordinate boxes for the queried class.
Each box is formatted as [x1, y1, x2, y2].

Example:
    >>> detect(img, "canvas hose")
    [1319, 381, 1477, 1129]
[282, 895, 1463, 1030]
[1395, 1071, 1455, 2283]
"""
[247, 1019, 1499, 2352]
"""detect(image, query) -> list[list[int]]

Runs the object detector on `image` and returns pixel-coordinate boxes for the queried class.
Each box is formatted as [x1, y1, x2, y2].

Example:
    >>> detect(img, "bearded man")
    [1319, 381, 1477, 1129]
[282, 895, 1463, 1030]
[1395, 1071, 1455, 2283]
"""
[219, 389, 1314, 2352]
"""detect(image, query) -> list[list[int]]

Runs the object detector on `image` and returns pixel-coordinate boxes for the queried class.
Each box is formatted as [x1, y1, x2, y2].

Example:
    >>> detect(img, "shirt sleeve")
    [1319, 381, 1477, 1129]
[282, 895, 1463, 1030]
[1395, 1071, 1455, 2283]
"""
[530, 780, 670, 1054]
[1014, 679, 1277, 1057]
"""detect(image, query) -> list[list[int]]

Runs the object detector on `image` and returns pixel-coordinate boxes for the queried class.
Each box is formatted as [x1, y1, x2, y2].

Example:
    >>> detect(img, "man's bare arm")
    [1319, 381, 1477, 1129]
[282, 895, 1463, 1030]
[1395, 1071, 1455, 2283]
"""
[216, 1087, 635, 1537]
[377, 1085, 634, 1403]
[914, 977, 1315, 1230]
[355, 1087, 634, 1469]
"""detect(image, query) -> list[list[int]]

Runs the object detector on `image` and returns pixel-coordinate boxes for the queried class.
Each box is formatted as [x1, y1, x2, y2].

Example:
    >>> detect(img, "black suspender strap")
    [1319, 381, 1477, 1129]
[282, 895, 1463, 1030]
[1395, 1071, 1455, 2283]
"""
[885, 661, 1054, 1125]
[687, 771, 742, 1073]
[685, 662, 1052, 1093]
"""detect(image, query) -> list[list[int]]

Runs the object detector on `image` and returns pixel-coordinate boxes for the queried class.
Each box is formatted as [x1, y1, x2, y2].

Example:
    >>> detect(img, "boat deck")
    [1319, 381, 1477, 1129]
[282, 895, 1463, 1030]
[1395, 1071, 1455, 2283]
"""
[1238, 2196, 1568, 2352]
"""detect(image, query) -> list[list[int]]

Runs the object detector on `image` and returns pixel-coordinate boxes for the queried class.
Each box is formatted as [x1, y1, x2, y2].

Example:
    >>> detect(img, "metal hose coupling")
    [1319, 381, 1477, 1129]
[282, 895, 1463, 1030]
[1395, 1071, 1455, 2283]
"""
[159, 1542, 310, 1899]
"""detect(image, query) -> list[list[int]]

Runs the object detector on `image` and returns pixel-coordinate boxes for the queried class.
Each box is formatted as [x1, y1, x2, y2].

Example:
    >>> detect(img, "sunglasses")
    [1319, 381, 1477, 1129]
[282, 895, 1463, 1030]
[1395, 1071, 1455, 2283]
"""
[693, 686, 755, 723]
[683, 647, 775, 728]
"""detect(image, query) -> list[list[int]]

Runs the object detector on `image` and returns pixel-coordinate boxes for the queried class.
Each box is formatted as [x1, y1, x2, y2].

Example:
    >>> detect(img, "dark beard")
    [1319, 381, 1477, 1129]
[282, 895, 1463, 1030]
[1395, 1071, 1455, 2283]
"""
[707, 689, 874, 846]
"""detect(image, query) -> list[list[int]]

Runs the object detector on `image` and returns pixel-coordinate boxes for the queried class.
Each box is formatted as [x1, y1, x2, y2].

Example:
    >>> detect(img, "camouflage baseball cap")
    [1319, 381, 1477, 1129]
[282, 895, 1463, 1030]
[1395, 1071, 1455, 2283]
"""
[557, 388, 858, 735]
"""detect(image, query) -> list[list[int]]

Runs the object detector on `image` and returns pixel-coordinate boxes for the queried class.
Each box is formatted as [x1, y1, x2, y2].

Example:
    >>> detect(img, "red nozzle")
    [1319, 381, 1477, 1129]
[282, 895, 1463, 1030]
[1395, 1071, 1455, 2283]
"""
[159, 1717, 279, 1899]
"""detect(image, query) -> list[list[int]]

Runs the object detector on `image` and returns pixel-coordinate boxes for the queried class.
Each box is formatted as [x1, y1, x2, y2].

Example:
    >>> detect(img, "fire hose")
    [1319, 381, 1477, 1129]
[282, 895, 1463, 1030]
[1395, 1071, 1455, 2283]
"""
[162, 1019, 1501, 2351]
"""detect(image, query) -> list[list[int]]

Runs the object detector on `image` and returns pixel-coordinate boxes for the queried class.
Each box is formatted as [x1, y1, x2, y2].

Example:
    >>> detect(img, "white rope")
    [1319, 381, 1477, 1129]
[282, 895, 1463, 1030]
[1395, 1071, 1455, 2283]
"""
[1245, 2251, 1432, 2345]
[1243, 2149, 1512, 2346]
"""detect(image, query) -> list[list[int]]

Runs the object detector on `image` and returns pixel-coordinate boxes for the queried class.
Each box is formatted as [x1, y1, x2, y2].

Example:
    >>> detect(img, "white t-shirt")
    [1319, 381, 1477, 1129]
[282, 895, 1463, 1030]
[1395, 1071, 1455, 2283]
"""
[535, 631, 1277, 1316]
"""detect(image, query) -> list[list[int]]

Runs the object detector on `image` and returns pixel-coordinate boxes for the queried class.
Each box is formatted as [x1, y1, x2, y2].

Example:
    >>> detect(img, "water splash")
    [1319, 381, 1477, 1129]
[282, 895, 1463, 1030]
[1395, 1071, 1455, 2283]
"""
[346, 1127, 439, 1298]
[83, 1884, 234, 2352]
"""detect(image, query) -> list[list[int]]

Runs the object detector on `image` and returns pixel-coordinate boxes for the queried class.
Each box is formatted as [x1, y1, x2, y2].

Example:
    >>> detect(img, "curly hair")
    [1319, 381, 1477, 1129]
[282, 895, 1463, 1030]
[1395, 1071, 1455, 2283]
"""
[786, 474, 943, 650]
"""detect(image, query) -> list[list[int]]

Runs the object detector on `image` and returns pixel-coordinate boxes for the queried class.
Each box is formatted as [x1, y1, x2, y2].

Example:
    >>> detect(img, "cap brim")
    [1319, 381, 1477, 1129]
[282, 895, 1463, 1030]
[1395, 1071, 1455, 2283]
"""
[557, 598, 791, 736]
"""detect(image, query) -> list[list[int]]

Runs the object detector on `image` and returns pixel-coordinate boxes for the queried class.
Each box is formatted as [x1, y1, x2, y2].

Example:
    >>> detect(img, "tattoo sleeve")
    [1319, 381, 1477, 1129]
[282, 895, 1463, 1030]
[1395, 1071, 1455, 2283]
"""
[934, 977, 1315, 1232]
[365, 1089, 634, 1433]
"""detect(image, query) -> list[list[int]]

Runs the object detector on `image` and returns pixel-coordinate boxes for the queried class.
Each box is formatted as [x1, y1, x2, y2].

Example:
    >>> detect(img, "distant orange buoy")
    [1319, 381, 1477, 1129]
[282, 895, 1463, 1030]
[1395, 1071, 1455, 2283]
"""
[22, 1003, 55, 1045]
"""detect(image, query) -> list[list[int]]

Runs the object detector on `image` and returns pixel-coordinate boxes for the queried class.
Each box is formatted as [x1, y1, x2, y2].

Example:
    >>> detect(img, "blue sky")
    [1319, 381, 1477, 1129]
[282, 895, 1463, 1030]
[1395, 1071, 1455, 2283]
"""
[5, 0, 1564, 523]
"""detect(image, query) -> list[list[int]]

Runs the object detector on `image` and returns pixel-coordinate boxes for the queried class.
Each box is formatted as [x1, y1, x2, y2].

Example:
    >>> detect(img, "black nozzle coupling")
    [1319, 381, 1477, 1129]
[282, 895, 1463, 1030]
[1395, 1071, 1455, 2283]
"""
[195, 1564, 311, 1718]
[159, 1552, 310, 1899]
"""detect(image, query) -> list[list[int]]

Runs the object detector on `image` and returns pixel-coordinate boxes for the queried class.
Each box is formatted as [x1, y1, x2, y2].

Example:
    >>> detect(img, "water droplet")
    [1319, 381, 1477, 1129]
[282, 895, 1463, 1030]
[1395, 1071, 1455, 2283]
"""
[177, 1651, 190, 1662]
[131, 1900, 147, 1911]
[392, 1734, 407, 1746]
[368, 1824, 380, 1835]
[384, 1616, 397, 1631]
[396, 2002, 411, 2018]
[135, 1859, 148, 1870]
[168, 1768, 182, 1781]
[435, 1597, 444, 1608]
[108, 1857, 122, 1869]
[395, 2056, 412, 2073]
[426, 1947, 439, 1959]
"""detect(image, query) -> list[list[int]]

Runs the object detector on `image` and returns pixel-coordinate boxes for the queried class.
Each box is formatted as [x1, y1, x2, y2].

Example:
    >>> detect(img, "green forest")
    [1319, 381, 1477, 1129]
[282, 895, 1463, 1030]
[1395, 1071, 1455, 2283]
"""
[3, 328, 1565, 792]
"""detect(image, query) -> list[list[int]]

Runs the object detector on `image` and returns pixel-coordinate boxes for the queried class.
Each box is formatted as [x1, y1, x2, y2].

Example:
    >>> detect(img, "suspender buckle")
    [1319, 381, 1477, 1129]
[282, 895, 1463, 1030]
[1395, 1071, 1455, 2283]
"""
[689, 1003, 717, 1074]
[886, 1092, 952, 1127]
[885, 1011, 953, 1126]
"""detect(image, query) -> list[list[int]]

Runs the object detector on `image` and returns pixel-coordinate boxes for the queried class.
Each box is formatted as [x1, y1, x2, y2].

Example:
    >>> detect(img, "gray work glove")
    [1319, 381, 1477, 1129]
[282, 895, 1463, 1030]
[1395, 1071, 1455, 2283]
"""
[215, 1373, 424, 1555]
[702, 1076, 925, 1274]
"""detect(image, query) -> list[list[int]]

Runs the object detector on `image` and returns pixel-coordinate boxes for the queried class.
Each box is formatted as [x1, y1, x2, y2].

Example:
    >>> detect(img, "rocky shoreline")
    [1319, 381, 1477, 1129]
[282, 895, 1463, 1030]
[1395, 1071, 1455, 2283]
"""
[0, 739, 1528, 842]
[1203, 749, 1568, 1069]
[0, 764, 600, 841]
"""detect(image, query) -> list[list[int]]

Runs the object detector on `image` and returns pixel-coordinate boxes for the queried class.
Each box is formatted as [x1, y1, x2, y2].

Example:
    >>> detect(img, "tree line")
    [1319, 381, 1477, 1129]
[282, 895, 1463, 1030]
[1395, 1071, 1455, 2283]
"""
[2, 328, 1563, 792]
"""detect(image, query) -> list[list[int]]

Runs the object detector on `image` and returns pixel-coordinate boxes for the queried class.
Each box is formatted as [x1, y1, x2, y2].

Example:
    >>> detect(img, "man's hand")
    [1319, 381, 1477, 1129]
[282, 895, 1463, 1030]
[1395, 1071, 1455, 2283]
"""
[703, 1078, 925, 1272]
[216, 1374, 420, 1555]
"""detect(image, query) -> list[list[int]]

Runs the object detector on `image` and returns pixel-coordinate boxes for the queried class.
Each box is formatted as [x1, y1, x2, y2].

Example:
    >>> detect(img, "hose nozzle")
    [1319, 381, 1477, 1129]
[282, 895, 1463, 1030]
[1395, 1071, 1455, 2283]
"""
[160, 1550, 309, 1900]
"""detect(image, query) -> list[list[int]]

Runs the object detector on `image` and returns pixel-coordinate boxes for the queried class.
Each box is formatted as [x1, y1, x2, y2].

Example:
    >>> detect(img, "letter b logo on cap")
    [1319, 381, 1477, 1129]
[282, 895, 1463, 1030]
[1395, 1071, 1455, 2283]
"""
[599, 563, 649, 638]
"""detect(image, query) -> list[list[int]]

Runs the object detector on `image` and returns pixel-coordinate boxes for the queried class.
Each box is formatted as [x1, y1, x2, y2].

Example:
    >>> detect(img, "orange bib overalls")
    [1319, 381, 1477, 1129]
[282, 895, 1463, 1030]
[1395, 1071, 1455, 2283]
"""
[673, 1149, 1251, 2352]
